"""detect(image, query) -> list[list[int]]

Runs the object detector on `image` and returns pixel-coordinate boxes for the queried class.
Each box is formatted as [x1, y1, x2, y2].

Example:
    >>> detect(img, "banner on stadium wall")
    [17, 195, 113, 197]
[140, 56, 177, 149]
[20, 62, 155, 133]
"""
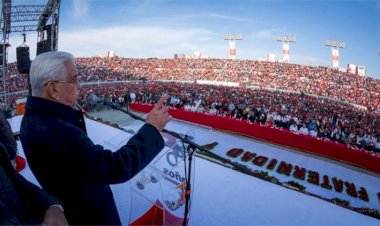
[196, 80, 240, 87]
[282, 43, 289, 63]
[107, 50, 115, 58]
[332, 49, 339, 68]
[338, 67, 346, 73]
[268, 53, 276, 62]
[357, 65, 366, 76]
[347, 64, 356, 74]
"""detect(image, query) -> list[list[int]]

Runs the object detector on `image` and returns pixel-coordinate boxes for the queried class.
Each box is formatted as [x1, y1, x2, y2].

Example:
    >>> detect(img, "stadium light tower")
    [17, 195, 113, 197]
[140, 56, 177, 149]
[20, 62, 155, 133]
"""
[276, 35, 296, 63]
[325, 40, 345, 69]
[224, 34, 242, 59]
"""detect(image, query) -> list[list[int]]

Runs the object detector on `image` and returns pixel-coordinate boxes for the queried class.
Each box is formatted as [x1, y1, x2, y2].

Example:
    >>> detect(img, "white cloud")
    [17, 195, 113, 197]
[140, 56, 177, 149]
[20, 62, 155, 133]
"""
[57, 26, 220, 58]
[204, 13, 249, 23]
[4, 26, 227, 62]
[255, 28, 284, 39]
[72, 0, 89, 18]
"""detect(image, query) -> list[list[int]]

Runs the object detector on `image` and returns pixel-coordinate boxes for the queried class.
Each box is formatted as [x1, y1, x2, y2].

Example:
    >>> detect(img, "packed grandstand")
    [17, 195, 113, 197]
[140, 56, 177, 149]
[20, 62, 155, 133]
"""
[1, 57, 379, 153]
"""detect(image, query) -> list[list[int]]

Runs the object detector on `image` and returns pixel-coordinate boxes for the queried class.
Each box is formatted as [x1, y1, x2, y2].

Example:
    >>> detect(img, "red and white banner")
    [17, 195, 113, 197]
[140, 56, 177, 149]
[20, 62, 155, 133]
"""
[127, 129, 195, 225]
[229, 41, 236, 59]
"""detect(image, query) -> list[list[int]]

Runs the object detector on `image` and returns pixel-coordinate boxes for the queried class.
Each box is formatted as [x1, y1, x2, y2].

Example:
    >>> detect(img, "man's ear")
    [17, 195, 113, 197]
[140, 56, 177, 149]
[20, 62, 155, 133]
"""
[45, 82, 60, 101]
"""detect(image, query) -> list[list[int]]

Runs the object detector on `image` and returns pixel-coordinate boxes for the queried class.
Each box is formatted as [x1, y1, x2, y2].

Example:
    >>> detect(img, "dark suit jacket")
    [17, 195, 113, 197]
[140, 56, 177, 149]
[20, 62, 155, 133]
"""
[0, 143, 61, 225]
[20, 96, 164, 225]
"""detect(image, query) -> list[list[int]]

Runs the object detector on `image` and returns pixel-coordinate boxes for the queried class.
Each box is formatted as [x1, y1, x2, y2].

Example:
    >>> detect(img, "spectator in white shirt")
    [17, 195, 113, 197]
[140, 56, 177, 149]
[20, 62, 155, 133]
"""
[298, 123, 309, 135]
[130, 92, 136, 103]
[209, 106, 217, 115]
[289, 122, 298, 133]
[310, 127, 318, 137]
[183, 103, 191, 111]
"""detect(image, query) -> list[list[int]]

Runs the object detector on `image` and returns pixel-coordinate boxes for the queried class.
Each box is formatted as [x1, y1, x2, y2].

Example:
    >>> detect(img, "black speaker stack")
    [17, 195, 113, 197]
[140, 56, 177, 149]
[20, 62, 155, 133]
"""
[16, 46, 31, 74]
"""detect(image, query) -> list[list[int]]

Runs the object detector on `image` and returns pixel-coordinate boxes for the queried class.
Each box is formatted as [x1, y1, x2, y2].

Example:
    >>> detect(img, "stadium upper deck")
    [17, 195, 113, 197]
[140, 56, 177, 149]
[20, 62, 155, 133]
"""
[76, 57, 380, 111]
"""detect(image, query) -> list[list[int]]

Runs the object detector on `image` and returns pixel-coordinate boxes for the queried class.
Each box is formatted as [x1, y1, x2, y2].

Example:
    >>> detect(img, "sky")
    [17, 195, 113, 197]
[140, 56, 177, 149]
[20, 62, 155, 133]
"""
[3, 0, 380, 79]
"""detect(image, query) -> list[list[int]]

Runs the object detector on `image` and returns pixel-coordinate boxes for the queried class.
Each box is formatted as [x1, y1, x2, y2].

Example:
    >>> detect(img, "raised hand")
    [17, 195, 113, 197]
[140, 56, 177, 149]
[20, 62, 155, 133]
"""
[145, 94, 172, 131]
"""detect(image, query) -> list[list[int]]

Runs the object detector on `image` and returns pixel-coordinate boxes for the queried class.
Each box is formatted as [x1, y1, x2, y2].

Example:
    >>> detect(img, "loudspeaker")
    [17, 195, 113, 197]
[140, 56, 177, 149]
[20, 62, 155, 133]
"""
[44, 41, 52, 52]
[36, 40, 53, 56]
[45, 24, 57, 50]
[36, 41, 46, 56]
[16, 46, 31, 74]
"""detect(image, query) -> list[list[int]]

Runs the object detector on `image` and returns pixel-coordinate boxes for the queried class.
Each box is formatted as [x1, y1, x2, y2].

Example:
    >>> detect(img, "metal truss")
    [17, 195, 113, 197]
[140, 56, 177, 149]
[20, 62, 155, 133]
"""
[1, 0, 61, 109]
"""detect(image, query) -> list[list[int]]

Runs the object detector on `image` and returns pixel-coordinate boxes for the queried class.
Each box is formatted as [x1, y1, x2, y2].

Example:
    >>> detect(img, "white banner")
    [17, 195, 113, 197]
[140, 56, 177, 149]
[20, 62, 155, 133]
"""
[268, 53, 276, 62]
[282, 43, 290, 63]
[105, 121, 196, 225]
[357, 65, 366, 76]
[347, 64, 356, 74]
[332, 48, 339, 68]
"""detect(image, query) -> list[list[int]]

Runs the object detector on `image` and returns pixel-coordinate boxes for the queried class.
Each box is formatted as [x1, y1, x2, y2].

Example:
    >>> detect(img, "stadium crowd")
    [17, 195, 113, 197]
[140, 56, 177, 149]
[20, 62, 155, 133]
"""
[1, 57, 379, 153]
[78, 81, 379, 153]
[0, 63, 29, 109]
[74, 57, 380, 111]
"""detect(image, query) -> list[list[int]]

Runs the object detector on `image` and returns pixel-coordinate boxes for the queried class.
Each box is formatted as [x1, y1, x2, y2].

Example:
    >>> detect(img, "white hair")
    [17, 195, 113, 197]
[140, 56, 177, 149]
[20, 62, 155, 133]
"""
[30, 51, 75, 96]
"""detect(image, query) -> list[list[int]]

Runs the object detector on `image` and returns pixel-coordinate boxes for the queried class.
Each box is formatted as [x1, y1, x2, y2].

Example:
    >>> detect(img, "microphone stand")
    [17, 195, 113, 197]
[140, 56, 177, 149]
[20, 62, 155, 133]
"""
[102, 100, 208, 226]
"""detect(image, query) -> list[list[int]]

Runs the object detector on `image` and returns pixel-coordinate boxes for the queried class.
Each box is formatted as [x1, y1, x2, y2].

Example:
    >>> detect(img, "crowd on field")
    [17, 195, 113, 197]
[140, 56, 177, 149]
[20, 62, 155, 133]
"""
[78, 81, 380, 153]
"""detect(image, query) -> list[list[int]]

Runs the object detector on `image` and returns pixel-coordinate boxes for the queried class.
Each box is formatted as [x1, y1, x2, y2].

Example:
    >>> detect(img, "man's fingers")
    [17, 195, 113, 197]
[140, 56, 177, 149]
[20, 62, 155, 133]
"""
[152, 94, 168, 110]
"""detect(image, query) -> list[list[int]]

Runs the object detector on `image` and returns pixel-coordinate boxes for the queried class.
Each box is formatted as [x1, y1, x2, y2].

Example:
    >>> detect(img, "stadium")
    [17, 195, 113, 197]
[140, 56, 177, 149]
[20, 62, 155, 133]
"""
[1, 0, 380, 225]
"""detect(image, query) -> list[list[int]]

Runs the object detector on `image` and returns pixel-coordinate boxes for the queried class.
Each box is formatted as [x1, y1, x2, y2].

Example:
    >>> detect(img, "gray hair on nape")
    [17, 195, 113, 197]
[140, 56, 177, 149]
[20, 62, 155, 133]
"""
[30, 51, 75, 96]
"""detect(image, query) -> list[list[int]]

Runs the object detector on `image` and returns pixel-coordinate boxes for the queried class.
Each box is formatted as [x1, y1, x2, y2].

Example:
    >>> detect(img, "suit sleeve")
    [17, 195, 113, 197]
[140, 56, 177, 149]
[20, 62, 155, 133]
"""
[0, 112, 17, 160]
[57, 123, 165, 184]
[0, 143, 62, 223]
[13, 172, 63, 218]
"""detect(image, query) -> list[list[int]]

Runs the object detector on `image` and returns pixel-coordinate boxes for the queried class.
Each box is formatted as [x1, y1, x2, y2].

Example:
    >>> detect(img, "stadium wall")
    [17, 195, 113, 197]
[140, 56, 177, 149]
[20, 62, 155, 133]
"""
[130, 103, 380, 175]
